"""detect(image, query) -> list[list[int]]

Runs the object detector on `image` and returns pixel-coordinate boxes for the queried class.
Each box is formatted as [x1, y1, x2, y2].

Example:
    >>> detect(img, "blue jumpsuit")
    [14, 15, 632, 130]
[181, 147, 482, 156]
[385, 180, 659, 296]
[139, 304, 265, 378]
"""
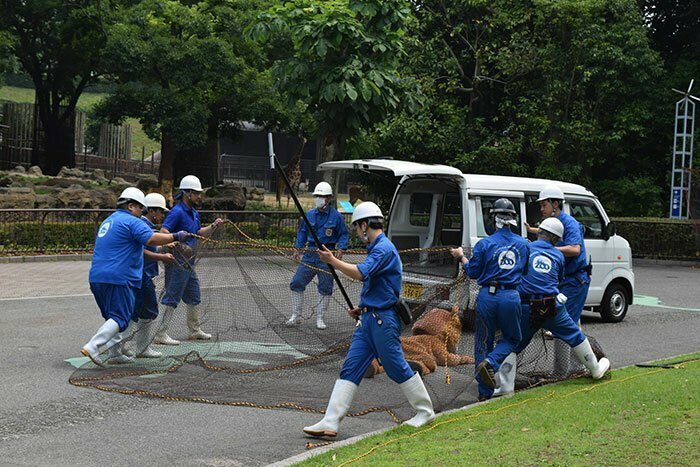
[89, 209, 154, 331]
[515, 239, 586, 352]
[465, 227, 529, 399]
[134, 216, 160, 321]
[557, 211, 590, 323]
[339, 233, 414, 385]
[290, 207, 349, 296]
[161, 201, 202, 307]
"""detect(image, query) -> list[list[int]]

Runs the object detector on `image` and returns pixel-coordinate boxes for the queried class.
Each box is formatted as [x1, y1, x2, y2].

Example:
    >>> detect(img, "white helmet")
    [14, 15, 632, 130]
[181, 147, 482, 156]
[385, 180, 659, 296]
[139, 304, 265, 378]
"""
[537, 185, 565, 203]
[351, 201, 383, 224]
[313, 181, 333, 196]
[118, 187, 146, 207]
[538, 217, 564, 239]
[144, 193, 169, 211]
[179, 175, 203, 192]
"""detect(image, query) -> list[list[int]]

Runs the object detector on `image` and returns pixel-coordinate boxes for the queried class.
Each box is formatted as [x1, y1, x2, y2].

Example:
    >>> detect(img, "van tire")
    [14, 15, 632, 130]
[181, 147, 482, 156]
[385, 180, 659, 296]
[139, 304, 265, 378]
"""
[600, 283, 629, 323]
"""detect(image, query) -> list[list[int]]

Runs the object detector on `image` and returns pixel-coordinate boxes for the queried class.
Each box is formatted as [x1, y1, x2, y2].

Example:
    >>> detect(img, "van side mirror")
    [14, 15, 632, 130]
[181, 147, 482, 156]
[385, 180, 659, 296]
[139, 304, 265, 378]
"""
[603, 221, 616, 240]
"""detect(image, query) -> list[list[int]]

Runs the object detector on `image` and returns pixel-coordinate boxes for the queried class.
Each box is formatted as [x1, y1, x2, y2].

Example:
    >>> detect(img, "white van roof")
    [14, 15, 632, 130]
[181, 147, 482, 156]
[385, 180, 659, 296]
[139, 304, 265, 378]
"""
[318, 159, 594, 198]
[317, 159, 463, 177]
[463, 174, 595, 198]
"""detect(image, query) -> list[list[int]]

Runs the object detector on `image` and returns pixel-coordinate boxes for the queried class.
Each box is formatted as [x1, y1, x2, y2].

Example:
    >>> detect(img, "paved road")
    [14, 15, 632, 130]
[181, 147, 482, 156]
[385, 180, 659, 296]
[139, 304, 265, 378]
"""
[0, 261, 698, 466]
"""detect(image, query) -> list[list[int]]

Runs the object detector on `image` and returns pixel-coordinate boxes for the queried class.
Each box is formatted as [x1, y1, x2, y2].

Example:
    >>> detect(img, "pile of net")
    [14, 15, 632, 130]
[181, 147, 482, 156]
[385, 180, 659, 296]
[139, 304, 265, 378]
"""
[70, 220, 606, 424]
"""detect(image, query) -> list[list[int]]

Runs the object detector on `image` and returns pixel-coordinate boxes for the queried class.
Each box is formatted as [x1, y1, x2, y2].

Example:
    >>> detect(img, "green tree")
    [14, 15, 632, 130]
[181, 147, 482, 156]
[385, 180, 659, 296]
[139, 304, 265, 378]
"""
[0, 0, 110, 174]
[351, 0, 664, 215]
[251, 0, 420, 168]
[98, 0, 283, 193]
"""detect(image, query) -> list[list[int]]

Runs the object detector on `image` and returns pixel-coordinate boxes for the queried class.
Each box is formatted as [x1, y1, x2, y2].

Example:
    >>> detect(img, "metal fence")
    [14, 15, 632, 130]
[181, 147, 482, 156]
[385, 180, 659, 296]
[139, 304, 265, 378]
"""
[0, 209, 355, 256]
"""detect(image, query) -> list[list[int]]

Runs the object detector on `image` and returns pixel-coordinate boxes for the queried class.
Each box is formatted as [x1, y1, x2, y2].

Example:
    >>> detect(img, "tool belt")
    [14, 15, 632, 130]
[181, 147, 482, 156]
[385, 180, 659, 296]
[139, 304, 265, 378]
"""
[393, 299, 412, 325]
[487, 282, 518, 294]
[361, 302, 412, 326]
[528, 296, 557, 329]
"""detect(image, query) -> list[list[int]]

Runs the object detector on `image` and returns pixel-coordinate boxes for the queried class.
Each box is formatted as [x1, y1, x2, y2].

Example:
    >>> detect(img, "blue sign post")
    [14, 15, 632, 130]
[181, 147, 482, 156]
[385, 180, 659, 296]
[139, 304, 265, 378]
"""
[671, 188, 682, 218]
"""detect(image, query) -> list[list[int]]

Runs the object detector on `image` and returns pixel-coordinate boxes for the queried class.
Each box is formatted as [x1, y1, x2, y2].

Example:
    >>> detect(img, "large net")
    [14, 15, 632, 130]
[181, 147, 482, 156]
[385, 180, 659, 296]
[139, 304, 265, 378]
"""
[70, 218, 605, 424]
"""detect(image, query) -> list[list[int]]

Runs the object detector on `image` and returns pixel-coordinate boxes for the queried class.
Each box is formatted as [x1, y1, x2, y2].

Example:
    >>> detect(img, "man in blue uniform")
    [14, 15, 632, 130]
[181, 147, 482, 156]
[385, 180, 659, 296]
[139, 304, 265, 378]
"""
[528, 185, 590, 325]
[132, 193, 175, 358]
[81, 187, 190, 366]
[286, 181, 349, 330]
[451, 198, 529, 401]
[492, 217, 611, 396]
[154, 175, 223, 345]
[302, 202, 435, 438]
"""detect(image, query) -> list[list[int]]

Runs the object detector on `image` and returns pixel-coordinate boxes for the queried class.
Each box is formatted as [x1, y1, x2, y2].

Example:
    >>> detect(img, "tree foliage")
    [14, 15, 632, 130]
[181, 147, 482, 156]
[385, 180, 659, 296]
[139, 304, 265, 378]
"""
[251, 0, 420, 163]
[0, 0, 111, 174]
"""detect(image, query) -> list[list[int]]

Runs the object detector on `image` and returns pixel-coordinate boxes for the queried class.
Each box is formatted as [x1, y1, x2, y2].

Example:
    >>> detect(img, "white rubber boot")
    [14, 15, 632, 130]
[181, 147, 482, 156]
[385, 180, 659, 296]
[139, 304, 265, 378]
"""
[153, 306, 180, 345]
[572, 338, 610, 380]
[316, 295, 330, 330]
[106, 332, 134, 364]
[81, 319, 120, 366]
[399, 373, 436, 427]
[135, 319, 162, 358]
[187, 304, 212, 340]
[286, 291, 304, 326]
[492, 352, 517, 397]
[303, 379, 358, 437]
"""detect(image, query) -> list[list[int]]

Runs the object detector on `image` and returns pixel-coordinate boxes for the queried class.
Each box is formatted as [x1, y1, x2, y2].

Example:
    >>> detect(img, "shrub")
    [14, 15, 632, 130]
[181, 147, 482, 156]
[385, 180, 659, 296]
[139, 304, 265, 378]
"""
[613, 217, 699, 260]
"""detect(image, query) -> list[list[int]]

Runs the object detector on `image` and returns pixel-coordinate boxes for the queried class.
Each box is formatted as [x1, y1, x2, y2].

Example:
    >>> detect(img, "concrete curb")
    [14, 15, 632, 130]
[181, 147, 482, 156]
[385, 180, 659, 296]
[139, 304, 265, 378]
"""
[268, 397, 497, 467]
[633, 258, 699, 267]
[0, 253, 92, 263]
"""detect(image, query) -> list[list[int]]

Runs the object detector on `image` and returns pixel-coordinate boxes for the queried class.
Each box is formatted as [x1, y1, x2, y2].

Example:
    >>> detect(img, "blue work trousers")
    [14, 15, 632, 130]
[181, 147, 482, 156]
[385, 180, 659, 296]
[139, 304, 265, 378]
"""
[560, 273, 590, 324]
[514, 302, 586, 354]
[290, 252, 333, 296]
[339, 309, 414, 385]
[474, 287, 522, 399]
[161, 264, 201, 307]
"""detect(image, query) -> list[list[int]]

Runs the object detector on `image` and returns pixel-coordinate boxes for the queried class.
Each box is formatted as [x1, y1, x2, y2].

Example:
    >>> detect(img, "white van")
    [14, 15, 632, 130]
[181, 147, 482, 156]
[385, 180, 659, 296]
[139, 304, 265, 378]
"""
[319, 159, 634, 323]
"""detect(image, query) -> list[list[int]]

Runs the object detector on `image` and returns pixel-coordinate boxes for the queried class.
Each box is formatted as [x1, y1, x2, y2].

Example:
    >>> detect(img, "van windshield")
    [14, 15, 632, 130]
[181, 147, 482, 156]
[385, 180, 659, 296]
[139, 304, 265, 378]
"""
[388, 178, 462, 278]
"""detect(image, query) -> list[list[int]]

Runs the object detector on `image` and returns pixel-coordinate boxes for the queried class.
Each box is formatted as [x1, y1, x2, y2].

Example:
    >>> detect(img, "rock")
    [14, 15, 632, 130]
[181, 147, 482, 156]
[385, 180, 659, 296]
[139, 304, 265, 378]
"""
[35, 193, 60, 209]
[0, 176, 13, 187]
[201, 196, 246, 211]
[298, 182, 308, 192]
[55, 186, 94, 209]
[44, 177, 93, 189]
[92, 169, 106, 180]
[205, 183, 247, 210]
[57, 166, 87, 178]
[112, 177, 129, 185]
[10, 179, 34, 189]
[52, 186, 114, 209]
[135, 173, 159, 192]
[27, 165, 43, 177]
[13, 165, 26, 173]
[0, 187, 36, 208]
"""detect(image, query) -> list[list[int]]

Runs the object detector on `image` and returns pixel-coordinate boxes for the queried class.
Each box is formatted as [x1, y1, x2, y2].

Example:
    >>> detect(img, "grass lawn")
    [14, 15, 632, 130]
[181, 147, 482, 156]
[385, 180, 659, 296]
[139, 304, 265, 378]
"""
[0, 85, 160, 158]
[300, 352, 700, 466]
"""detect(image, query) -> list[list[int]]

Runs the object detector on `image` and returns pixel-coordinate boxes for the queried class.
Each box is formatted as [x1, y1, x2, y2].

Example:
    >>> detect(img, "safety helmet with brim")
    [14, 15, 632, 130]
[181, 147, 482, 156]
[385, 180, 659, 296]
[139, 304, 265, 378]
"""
[144, 192, 169, 211]
[118, 187, 146, 208]
[490, 198, 517, 216]
[313, 181, 333, 196]
[179, 175, 203, 192]
[537, 185, 565, 203]
[351, 201, 383, 225]
[538, 217, 564, 239]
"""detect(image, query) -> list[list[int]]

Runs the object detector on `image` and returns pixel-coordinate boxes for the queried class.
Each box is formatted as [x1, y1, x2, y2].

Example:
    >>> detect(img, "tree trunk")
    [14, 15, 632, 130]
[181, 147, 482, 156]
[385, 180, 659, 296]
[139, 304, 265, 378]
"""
[319, 132, 346, 183]
[159, 130, 176, 202]
[31, 89, 76, 175]
[174, 118, 220, 188]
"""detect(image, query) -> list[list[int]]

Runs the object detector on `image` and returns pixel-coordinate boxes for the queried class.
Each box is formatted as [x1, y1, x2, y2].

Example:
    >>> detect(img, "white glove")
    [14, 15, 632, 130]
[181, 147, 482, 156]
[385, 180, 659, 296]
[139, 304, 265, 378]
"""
[556, 293, 568, 305]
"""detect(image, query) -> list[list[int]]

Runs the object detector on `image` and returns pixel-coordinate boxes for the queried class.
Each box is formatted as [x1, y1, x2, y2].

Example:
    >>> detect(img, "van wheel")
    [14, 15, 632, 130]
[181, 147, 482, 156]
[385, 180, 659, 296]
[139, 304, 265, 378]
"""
[600, 283, 629, 323]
